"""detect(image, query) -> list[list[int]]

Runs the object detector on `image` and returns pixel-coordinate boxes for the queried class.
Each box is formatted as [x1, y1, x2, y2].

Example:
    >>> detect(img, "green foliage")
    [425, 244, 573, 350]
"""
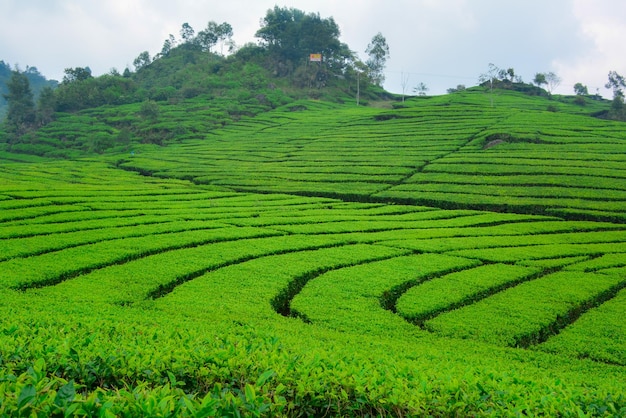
[365, 32, 390, 86]
[196, 21, 233, 54]
[2, 71, 36, 138]
[0, 61, 58, 122]
[139, 100, 160, 120]
[574, 82, 589, 95]
[62, 66, 93, 84]
[256, 7, 341, 70]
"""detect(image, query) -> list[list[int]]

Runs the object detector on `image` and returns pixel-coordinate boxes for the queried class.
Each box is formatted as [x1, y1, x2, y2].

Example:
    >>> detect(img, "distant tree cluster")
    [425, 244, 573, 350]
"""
[474, 63, 568, 104]
[1, 64, 60, 140]
[0, 61, 57, 122]
[135, 20, 234, 72]
[447, 84, 466, 94]
[255, 7, 343, 72]
[3, 71, 35, 138]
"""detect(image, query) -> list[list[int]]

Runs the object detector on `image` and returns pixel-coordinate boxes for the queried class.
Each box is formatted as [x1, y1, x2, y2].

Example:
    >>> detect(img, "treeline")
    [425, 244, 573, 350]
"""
[0, 61, 57, 121]
[1, 7, 389, 149]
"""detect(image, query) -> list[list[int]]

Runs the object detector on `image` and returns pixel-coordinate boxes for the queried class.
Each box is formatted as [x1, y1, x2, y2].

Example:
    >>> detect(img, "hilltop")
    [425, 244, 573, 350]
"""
[0, 6, 393, 155]
[6, 5, 620, 159]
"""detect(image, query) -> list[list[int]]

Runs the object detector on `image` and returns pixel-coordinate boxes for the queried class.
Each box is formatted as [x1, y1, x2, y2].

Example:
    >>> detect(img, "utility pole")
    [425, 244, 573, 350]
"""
[356, 71, 360, 106]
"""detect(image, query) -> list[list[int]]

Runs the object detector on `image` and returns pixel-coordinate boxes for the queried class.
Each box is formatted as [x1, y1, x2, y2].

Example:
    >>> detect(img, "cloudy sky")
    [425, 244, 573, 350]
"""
[1, 0, 625, 97]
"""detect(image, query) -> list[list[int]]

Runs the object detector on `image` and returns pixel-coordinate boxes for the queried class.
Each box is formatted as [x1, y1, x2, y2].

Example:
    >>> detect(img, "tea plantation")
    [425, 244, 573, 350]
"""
[0, 89, 625, 416]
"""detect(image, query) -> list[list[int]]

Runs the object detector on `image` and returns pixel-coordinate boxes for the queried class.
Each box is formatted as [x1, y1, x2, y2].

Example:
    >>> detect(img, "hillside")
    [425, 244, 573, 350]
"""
[0, 87, 625, 415]
[1, 7, 390, 155]
[0, 48, 386, 157]
[115, 89, 625, 223]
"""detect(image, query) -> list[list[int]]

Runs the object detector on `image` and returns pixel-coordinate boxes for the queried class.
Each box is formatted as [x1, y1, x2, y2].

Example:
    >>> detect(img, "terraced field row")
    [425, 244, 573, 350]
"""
[117, 92, 626, 224]
[1, 158, 625, 366]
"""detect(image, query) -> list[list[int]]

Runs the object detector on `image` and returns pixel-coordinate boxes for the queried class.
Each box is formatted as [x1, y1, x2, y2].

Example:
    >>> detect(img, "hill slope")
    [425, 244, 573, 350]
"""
[118, 89, 626, 223]
[0, 89, 625, 416]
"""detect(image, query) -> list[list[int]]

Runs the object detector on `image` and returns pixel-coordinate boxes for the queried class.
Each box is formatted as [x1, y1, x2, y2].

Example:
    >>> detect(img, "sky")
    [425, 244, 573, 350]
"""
[1, 0, 625, 97]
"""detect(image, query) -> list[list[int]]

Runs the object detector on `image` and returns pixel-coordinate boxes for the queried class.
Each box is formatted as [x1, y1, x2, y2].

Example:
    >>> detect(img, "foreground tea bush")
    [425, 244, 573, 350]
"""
[0, 309, 624, 417]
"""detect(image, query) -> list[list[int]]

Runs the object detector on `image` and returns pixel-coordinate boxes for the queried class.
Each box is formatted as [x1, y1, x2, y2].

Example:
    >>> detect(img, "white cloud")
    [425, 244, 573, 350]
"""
[553, 0, 626, 97]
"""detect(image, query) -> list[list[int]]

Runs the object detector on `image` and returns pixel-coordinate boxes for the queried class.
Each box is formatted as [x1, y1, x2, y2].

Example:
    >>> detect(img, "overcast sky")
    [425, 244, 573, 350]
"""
[1, 0, 625, 97]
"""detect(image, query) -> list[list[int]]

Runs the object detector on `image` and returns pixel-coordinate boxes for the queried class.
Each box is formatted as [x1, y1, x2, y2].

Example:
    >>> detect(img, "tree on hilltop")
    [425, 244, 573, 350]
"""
[180, 23, 195, 43]
[479, 63, 501, 106]
[533, 73, 547, 89]
[573, 82, 588, 95]
[413, 82, 429, 96]
[256, 7, 342, 75]
[499, 67, 521, 83]
[159, 34, 177, 57]
[36, 86, 56, 126]
[365, 32, 390, 86]
[545, 72, 561, 95]
[605, 70, 626, 116]
[197, 21, 233, 54]
[605, 71, 626, 99]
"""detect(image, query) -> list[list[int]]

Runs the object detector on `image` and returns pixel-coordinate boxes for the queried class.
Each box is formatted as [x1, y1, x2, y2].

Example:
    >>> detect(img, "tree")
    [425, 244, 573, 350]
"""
[447, 84, 466, 94]
[498, 67, 516, 82]
[400, 72, 410, 102]
[479, 63, 500, 106]
[180, 22, 195, 43]
[413, 82, 429, 96]
[365, 32, 390, 86]
[196, 24, 218, 52]
[573, 83, 588, 95]
[533, 73, 547, 89]
[3, 71, 36, 138]
[479, 63, 500, 89]
[159, 34, 176, 57]
[198, 21, 233, 54]
[139, 100, 159, 120]
[605, 71, 626, 114]
[133, 51, 151, 71]
[605, 71, 626, 98]
[256, 7, 342, 74]
[62, 67, 92, 84]
[215, 22, 233, 55]
[545, 72, 561, 95]
[256, 7, 305, 61]
[36, 86, 56, 126]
